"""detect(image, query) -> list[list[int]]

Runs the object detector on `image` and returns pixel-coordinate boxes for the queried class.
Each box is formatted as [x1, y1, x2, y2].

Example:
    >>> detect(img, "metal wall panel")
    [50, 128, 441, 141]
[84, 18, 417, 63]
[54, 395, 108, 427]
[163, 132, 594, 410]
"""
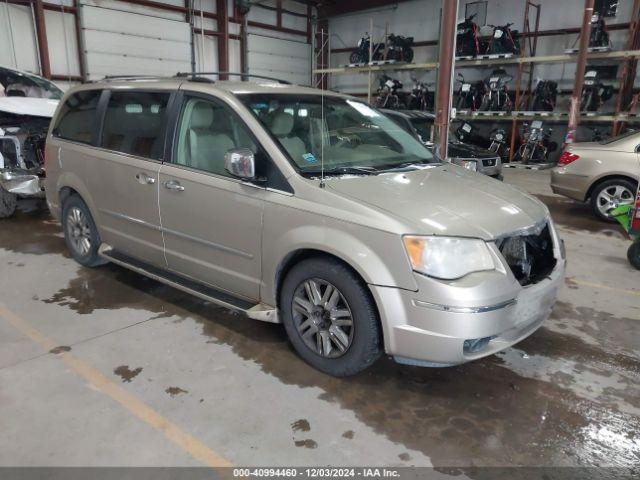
[80, 4, 191, 79]
[247, 34, 310, 85]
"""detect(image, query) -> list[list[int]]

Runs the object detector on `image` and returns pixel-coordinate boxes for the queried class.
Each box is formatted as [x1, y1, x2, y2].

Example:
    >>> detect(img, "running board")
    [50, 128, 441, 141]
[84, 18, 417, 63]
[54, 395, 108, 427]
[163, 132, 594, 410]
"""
[98, 244, 280, 323]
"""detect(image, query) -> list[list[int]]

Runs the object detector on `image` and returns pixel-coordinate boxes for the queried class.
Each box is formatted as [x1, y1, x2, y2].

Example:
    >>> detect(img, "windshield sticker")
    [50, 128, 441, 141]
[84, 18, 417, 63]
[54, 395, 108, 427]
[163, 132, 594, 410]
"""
[302, 153, 317, 164]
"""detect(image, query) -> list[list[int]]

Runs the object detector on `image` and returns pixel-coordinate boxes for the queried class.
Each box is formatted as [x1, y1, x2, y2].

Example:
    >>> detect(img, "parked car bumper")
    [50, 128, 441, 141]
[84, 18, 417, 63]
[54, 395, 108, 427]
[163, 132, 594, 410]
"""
[0, 170, 45, 197]
[370, 257, 565, 366]
[550, 167, 589, 201]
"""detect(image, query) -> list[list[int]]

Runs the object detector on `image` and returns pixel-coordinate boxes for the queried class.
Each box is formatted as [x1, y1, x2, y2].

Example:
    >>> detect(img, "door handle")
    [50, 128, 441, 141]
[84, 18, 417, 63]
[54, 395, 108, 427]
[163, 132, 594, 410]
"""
[135, 172, 156, 185]
[164, 180, 185, 191]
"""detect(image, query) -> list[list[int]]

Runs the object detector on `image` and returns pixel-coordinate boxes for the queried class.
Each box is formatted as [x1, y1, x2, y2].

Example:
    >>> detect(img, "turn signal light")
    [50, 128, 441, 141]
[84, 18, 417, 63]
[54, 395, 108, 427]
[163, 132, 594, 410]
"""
[558, 152, 580, 166]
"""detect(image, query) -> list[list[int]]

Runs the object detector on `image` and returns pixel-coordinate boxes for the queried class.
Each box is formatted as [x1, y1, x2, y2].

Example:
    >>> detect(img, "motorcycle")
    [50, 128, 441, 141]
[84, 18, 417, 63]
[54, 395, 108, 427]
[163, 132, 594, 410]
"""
[455, 73, 484, 111]
[375, 75, 406, 109]
[456, 13, 481, 57]
[589, 12, 611, 49]
[531, 79, 558, 111]
[479, 69, 514, 112]
[384, 34, 414, 63]
[454, 122, 488, 147]
[350, 33, 384, 64]
[488, 128, 510, 160]
[581, 69, 613, 111]
[516, 121, 557, 164]
[408, 79, 434, 111]
[486, 23, 521, 55]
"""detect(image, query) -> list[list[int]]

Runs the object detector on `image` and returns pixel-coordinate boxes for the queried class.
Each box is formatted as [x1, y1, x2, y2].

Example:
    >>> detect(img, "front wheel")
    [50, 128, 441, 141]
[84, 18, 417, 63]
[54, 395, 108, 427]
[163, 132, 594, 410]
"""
[628, 241, 640, 270]
[349, 51, 362, 64]
[280, 257, 382, 377]
[0, 185, 17, 219]
[62, 195, 107, 267]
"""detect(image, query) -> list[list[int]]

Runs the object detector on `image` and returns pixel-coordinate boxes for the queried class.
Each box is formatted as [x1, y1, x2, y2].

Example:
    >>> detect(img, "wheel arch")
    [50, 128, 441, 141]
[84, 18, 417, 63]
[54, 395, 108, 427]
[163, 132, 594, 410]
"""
[585, 173, 638, 201]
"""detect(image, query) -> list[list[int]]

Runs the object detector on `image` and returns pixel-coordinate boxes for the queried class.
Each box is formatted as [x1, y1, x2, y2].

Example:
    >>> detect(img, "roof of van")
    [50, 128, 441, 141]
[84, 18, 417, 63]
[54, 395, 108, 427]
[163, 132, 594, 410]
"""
[70, 77, 350, 99]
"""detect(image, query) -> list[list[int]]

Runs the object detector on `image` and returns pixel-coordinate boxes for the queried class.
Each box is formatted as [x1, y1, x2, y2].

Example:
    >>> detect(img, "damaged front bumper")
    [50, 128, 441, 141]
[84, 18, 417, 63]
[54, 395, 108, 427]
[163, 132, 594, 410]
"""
[0, 170, 45, 197]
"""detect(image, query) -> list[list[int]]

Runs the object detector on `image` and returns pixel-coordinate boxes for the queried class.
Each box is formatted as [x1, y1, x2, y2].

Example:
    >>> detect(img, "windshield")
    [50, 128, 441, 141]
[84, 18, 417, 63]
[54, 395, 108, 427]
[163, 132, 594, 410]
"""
[0, 68, 63, 100]
[240, 94, 437, 175]
[409, 118, 435, 144]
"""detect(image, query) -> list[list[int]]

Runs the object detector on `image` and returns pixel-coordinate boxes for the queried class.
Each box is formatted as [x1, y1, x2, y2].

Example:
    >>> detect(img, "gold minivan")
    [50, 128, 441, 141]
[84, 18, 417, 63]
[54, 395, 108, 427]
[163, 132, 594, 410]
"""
[45, 76, 565, 376]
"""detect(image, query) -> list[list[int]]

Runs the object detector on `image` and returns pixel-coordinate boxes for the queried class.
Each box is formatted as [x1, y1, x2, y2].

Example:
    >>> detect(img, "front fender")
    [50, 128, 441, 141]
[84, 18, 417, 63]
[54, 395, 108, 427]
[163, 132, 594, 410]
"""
[261, 210, 418, 307]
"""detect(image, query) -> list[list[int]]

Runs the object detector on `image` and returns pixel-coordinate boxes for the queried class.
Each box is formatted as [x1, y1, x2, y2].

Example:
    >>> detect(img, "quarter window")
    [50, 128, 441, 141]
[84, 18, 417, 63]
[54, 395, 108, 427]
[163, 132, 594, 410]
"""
[174, 97, 257, 177]
[101, 91, 170, 159]
[53, 90, 102, 144]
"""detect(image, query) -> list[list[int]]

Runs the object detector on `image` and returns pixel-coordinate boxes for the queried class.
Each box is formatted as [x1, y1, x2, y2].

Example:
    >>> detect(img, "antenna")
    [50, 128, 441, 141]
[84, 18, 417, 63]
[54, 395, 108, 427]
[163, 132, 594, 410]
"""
[320, 27, 326, 189]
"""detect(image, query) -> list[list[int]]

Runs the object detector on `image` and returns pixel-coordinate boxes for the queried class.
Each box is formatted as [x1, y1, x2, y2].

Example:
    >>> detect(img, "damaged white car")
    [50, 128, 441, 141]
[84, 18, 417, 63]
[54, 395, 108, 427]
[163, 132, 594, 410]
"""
[0, 66, 61, 218]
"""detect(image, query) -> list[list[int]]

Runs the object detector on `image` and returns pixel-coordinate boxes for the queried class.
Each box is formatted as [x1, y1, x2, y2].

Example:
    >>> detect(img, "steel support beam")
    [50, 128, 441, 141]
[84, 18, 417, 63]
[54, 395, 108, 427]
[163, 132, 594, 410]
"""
[434, 0, 458, 160]
[216, 0, 229, 79]
[33, 0, 51, 78]
[566, 0, 595, 144]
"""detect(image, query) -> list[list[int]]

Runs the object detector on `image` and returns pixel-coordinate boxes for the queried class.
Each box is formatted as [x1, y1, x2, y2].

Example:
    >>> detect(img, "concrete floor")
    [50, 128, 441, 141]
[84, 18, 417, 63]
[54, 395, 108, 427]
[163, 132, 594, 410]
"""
[0, 169, 638, 469]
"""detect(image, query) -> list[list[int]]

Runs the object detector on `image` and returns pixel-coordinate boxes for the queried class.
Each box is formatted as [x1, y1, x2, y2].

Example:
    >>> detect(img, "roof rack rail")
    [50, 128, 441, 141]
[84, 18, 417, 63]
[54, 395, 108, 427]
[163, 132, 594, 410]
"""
[98, 75, 167, 82]
[175, 71, 292, 85]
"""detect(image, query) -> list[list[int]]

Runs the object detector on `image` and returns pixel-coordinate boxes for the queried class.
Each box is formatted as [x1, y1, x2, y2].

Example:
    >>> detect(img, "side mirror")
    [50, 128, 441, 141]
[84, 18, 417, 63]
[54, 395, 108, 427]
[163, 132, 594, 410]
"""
[225, 148, 255, 180]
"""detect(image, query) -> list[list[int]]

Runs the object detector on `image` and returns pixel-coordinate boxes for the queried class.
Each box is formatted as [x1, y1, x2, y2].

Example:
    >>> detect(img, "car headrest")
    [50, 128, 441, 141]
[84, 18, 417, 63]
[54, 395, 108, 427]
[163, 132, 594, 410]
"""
[271, 112, 294, 137]
[191, 102, 214, 129]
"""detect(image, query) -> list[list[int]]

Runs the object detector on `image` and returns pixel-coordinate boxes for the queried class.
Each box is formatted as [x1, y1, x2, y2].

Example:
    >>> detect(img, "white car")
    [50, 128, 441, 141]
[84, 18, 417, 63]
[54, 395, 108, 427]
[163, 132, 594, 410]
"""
[0, 66, 61, 218]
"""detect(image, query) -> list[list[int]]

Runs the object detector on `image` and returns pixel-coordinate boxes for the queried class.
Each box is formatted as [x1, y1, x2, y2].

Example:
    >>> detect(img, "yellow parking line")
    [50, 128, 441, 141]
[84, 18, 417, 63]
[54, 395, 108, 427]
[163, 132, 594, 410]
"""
[0, 303, 233, 468]
[568, 278, 640, 297]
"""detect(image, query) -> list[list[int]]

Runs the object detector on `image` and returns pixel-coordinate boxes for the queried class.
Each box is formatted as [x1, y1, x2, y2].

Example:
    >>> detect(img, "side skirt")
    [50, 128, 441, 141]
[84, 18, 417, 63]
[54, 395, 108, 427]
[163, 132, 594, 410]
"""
[98, 243, 280, 323]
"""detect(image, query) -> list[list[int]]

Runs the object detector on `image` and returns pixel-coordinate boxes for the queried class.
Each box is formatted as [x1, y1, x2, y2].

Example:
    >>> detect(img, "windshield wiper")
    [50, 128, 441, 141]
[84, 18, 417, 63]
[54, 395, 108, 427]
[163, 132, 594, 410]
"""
[304, 165, 378, 176]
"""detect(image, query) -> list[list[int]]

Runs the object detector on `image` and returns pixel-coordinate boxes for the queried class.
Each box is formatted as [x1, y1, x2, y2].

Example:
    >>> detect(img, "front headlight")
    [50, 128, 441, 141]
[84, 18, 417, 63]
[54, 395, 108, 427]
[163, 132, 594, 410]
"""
[451, 158, 478, 171]
[403, 236, 495, 280]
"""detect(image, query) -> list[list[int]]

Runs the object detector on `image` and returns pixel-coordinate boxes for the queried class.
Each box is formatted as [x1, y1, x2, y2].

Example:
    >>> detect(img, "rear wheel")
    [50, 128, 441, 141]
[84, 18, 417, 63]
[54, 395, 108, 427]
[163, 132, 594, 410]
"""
[62, 195, 106, 267]
[0, 185, 17, 219]
[590, 178, 637, 222]
[280, 257, 381, 377]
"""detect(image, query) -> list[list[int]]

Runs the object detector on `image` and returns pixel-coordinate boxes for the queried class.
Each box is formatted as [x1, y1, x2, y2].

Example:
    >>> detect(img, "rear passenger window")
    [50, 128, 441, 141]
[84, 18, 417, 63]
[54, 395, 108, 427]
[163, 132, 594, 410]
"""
[53, 90, 102, 144]
[101, 91, 170, 159]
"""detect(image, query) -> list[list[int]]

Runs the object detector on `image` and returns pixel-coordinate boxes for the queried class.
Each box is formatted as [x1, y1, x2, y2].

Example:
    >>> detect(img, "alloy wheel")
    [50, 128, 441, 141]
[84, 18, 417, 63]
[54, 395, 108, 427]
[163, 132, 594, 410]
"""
[596, 184, 634, 218]
[292, 278, 354, 358]
[66, 206, 92, 256]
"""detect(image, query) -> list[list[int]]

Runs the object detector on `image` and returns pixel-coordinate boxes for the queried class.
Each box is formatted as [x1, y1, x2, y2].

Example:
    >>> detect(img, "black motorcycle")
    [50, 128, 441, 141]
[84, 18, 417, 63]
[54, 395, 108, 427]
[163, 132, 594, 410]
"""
[486, 23, 521, 55]
[456, 13, 481, 57]
[454, 122, 488, 147]
[531, 79, 558, 111]
[375, 75, 406, 109]
[384, 34, 414, 63]
[408, 80, 434, 111]
[488, 128, 510, 160]
[480, 69, 514, 112]
[581, 69, 613, 111]
[589, 12, 611, 49]
[455, 73, 484, 111]
[516, 121, 557, 164]
[350, 33, 384, 64]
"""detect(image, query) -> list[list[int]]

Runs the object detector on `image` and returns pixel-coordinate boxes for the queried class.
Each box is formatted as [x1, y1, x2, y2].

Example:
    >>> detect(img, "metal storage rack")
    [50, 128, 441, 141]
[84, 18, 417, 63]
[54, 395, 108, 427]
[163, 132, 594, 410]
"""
[312, 0, 640, 161]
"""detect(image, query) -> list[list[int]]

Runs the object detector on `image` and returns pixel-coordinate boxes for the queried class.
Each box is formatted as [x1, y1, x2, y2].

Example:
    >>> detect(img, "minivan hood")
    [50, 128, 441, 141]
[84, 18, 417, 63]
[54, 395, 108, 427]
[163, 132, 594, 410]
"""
[325, 165, 548, 240]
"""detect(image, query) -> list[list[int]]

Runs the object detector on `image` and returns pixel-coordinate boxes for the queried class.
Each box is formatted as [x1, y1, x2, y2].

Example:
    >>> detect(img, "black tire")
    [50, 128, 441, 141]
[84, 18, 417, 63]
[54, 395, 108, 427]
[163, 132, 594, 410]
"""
[404, 48, 414, 63]
[628, 242, 640, 270]
[590, 178, 638, 223]
[62, 195, 106, 267]
[349, 51, 362, 64]
[0, 185, 17, 219]
[280, 257, 382, 377]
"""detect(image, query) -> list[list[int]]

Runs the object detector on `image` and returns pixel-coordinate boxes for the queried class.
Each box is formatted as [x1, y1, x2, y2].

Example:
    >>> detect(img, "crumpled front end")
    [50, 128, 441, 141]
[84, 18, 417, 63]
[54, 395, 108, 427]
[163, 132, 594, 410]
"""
[0, 114, 48, 198]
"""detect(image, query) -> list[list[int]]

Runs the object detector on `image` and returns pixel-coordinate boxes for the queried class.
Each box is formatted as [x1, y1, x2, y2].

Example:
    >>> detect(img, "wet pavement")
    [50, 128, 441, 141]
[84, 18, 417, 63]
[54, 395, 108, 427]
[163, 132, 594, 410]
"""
[0, 171, 639, 471]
